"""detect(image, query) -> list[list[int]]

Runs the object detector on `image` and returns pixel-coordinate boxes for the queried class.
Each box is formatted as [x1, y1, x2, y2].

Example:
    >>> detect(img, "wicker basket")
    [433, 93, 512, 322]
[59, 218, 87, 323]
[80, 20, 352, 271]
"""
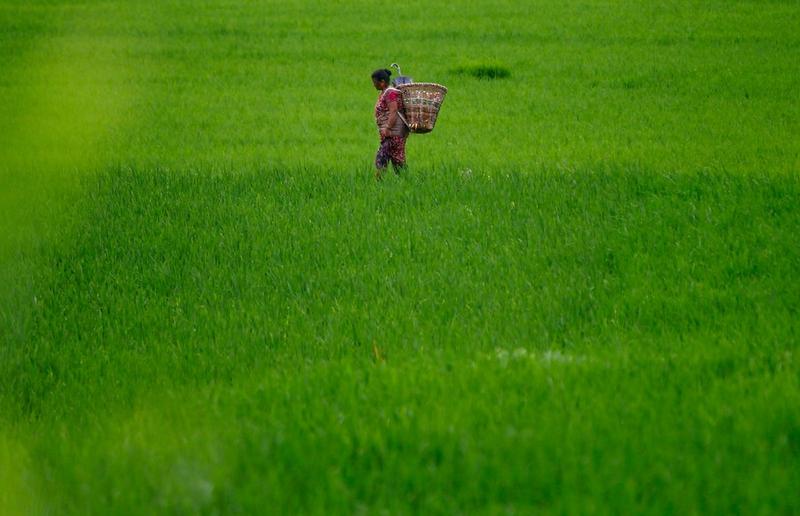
[398, 82, 448, 134]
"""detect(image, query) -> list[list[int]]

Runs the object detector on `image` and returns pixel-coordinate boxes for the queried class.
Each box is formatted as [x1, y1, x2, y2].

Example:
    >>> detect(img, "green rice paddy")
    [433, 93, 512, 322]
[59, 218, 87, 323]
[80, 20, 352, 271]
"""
[1, 0, 799, 513]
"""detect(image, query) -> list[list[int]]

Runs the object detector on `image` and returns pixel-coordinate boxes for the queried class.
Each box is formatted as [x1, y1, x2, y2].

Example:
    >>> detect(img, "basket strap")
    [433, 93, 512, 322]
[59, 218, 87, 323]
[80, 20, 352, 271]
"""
[397, 111, 410, 129]
[381, 87, 401, 99]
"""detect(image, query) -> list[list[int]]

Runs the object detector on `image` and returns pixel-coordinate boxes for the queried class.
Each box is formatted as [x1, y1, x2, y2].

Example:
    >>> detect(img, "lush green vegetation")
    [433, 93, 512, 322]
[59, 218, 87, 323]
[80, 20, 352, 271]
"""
[1, 0, 798, 513]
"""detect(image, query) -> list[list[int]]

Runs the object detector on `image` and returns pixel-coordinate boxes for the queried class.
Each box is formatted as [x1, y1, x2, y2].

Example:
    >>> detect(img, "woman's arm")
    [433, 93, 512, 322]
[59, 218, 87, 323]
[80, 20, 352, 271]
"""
[382, 100, 399, 137]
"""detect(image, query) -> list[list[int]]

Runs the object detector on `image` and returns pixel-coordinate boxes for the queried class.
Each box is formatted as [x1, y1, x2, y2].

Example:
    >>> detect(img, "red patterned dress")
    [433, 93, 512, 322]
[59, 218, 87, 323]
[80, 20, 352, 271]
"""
[374, 87, 409, 169]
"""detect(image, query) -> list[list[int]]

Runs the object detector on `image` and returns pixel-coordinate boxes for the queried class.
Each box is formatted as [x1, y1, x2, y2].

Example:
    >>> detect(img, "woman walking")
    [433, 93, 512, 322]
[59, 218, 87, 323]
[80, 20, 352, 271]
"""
[372, 68, 409, 180]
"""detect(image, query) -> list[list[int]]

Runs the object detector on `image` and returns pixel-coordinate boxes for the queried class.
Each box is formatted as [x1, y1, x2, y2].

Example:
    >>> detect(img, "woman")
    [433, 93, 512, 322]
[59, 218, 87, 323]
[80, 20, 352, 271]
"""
[372, 68, 409, 179]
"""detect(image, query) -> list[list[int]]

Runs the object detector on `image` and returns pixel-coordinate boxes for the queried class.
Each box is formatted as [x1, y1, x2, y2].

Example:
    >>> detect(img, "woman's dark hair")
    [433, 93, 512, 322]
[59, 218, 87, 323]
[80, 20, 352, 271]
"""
[371, 68, 392, 83]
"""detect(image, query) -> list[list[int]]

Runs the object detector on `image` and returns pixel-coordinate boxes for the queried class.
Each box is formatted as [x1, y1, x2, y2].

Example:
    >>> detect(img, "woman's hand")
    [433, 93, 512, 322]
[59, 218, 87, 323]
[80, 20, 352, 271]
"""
[380, 127, 390, 138]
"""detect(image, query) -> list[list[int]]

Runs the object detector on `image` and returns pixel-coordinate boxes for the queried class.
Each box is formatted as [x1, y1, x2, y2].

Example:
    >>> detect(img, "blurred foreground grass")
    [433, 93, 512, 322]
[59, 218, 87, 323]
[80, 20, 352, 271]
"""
[2, 167, 798, 513]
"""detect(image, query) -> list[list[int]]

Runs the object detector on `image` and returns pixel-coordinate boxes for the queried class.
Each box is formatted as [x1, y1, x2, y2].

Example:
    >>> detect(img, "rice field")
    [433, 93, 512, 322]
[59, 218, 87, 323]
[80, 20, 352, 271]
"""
[1, 0, 799, 513]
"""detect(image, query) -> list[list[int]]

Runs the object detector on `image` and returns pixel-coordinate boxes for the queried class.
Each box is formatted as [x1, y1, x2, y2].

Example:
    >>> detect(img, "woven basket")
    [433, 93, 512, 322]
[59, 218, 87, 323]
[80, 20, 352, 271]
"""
[398, 83, 448, 134]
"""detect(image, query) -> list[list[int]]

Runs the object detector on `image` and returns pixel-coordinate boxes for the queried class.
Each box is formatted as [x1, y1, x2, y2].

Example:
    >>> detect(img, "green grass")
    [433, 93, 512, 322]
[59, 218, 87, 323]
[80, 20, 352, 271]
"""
[451, 63, 512, 80]
[1, 0, 799, 514]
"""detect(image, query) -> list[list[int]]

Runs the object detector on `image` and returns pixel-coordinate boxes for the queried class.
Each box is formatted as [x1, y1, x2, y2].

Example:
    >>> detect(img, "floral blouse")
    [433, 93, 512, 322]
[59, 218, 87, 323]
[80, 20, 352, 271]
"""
[374, 88, 408, 137]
